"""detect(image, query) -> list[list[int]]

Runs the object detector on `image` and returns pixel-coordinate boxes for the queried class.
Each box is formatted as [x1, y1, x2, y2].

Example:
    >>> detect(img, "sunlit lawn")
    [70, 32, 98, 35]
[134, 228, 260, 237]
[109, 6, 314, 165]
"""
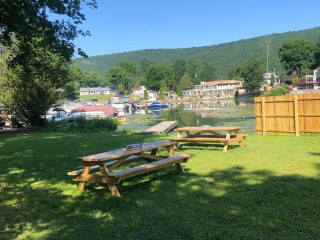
[0, 132, 319, 239]
[79, 94, 114, 101]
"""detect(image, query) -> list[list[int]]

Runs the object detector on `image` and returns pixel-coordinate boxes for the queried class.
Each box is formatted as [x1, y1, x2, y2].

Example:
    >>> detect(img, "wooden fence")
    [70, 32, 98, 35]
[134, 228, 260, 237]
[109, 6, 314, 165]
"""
[254, 93, 320, 135]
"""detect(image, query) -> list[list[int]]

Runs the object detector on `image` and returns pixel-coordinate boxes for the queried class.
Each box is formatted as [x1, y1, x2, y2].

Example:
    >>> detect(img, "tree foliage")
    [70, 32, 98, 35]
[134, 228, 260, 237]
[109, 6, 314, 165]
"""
[179, 72, 193, 90]
[314, 37, 320, 68]
[234, 59, 265, 92]
[0, 0, 97, 65]
[172, 58, 187, 84]
[143, 89, 148, 100]
[263, 84, 288, 96]
[0, 43, 69, 126]
[105, 62, 137, 91]
[279, 38, 316, 77]
[143, 64, 175, 90]
[0, 0, 96, 126]
[67, 64, 102, 87]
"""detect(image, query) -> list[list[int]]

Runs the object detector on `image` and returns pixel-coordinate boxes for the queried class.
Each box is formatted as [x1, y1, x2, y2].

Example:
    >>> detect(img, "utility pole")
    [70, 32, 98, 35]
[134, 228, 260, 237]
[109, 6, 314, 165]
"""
[264, 35, 272, 73]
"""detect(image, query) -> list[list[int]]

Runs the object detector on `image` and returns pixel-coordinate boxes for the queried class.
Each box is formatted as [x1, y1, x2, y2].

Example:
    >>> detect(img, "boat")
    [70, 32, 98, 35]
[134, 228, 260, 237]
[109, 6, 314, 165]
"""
[46, 109, 69, 121]
[111, 102, 129, 111]
[151, 110, 161, 115]
[148, 102, 168, 110]
[68, 105, 119, 120]
[116, 116, 126, 123]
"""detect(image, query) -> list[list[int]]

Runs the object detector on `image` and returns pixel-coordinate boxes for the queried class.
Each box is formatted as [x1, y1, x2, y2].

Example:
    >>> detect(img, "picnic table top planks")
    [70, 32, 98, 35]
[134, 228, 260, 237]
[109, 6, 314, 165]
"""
[78, 141, 176, 162]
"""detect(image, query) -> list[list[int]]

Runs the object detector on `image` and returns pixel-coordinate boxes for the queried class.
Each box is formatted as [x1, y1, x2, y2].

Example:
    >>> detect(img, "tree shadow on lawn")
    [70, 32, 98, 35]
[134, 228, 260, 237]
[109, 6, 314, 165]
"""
[0, 133, 319, 239]
[178, 142, 242, 151]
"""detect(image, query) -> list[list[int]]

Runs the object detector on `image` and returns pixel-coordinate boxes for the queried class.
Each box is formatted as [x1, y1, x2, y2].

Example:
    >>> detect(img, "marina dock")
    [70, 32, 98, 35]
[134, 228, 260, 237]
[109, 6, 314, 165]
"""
[144, 121, 178, 134]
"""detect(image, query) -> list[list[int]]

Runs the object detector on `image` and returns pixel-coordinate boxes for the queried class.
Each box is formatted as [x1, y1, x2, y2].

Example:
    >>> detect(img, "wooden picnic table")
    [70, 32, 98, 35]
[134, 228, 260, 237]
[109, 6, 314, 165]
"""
[68, 141, 190, 197]
[169, 126, 247, 152]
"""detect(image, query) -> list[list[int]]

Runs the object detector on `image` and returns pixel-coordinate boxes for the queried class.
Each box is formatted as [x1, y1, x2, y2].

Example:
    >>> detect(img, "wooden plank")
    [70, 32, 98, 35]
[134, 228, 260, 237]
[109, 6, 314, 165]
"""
[262, 98, 266, 135]
[174, 126, 241, 132]
[294, 95, 300, 136]
[169, 138, 226, 143]
[68, 155, 143, 176]
[144, 121, 178, 134]
[78, 141, 175, 162]
[109, 154, 190, 183]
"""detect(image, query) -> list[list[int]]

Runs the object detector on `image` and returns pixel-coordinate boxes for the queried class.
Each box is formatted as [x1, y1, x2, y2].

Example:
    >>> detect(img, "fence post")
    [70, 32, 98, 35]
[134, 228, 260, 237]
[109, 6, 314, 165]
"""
[262, 98, 266, 135]
[294, 95, 300, 136]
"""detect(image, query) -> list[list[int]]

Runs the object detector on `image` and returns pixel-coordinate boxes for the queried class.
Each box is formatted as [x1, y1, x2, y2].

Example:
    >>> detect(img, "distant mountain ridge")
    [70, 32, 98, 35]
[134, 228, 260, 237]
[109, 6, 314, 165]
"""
[76, 27, 320, 78]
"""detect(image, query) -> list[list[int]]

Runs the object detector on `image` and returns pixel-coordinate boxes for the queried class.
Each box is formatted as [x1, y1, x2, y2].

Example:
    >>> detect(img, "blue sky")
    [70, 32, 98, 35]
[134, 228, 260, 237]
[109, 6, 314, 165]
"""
[73, 0, 320, 57]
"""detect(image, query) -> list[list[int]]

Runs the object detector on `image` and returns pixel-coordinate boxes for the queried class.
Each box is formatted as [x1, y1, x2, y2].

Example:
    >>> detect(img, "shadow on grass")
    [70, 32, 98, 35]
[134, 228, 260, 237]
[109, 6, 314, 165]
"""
[0, 132, 319, 239]
[178, 142, 242, 151]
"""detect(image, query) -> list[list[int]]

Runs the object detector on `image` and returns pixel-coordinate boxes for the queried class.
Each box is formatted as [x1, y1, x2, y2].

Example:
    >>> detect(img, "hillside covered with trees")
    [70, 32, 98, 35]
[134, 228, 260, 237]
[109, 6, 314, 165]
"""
[76, 27, 320, 78]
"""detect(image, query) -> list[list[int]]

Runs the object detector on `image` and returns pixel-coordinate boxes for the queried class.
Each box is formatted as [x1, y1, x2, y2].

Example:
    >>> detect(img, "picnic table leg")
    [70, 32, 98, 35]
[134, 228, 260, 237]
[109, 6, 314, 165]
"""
[148, 148, 158, 162]
[223, 131, 231, 152]
[166, 145, 185, 174]
[173, 132, 182, 149]
[235, 130, 244, 147]
[99, 162, 121, 197]
[78, 164, 90, 191]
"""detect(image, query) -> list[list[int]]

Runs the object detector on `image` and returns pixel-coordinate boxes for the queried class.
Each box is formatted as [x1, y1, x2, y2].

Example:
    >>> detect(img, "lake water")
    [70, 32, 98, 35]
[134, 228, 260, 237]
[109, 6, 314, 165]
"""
[118, 99, 256, 135]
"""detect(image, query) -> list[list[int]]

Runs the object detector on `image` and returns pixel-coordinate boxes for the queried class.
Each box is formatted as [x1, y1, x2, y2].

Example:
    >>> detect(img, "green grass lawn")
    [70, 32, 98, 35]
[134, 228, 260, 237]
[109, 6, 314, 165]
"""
[79, 94, 115, 101]
[0, 132, 319, 239]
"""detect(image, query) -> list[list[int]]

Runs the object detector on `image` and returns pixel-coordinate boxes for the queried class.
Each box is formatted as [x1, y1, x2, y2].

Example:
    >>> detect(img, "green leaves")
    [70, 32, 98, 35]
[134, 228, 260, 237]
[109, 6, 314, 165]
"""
[234, 59, 265, 92]
[0, 0, 97, 63]
[143, 64, 175, 90]
[279, 38, 316, 77]
[105, 62, 138, 91]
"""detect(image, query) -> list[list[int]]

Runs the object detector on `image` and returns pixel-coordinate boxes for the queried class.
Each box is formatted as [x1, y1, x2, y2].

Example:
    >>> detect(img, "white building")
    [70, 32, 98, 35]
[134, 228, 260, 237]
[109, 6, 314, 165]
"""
[80, 87, 115, 96]
[263, 73, 280, 86]
[131, 85, 147, 95]
[298, 69, 320, 90]
[183, 80, 243, 97]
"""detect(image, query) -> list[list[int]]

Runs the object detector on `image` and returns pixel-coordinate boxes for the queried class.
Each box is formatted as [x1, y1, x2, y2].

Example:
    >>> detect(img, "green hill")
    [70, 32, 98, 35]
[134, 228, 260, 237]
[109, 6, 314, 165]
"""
[76, 27, 320, 78]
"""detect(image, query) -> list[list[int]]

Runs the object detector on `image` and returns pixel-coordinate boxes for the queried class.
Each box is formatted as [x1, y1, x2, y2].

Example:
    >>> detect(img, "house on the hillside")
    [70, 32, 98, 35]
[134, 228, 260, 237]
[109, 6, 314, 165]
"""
[263, 73, 280, 86]
[298, 69, 320, 90]
[80, 87, 115, 96]
[182, 80, 243, 97]
[131, 85, 147, 95]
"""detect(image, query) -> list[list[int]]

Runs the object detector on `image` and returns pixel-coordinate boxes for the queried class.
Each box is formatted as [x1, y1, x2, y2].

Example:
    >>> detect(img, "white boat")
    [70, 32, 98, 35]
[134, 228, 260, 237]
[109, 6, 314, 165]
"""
[67, 111, 107, 120]
[111, 102, 128, 111]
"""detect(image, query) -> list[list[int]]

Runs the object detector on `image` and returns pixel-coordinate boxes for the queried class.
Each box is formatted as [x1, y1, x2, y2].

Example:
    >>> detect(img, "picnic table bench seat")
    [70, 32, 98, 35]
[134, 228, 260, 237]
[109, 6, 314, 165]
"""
[109, 154, 190, 183]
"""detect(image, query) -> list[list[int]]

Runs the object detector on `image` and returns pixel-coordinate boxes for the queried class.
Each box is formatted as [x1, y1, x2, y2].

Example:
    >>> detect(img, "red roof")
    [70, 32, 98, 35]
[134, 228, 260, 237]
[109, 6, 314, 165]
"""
[201, 80, 241, 86]
[71, 105, 119, 115]
[131, 87, 142, 91]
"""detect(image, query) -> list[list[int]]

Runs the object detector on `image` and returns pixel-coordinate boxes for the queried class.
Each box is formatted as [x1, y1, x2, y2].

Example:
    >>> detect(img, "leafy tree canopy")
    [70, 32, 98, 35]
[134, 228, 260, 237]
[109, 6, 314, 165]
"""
[105, 65, 129, 90]
[105, 62, 137, 90]
[279, 38, 316, 77]
[179, 72, 193, 90]
[314, 37, 320, 68]
[0, 41, 69, 126]
[0, 0, 97, 65]
[172, 58, 187, 84]
[143, 64, 175, 90]
[234, 58, 265, 92]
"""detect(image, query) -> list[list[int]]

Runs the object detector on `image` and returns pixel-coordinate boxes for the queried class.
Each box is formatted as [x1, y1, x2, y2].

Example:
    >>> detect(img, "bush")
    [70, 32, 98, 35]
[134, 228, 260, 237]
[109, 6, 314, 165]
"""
[263, 85, 288, 96]
[44, 117, 118, 133]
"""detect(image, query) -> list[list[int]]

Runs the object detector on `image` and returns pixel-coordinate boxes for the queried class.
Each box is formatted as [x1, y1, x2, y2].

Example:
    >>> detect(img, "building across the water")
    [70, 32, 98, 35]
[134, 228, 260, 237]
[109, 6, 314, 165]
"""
[298, 69, 320, 90]
[80, 87, 115, 96]
[182, 80, 243, 97]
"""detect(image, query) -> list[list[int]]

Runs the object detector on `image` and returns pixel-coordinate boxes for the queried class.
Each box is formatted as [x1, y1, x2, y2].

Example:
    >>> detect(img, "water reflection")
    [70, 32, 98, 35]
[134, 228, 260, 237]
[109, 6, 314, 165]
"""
[119, 99, 256, 134]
